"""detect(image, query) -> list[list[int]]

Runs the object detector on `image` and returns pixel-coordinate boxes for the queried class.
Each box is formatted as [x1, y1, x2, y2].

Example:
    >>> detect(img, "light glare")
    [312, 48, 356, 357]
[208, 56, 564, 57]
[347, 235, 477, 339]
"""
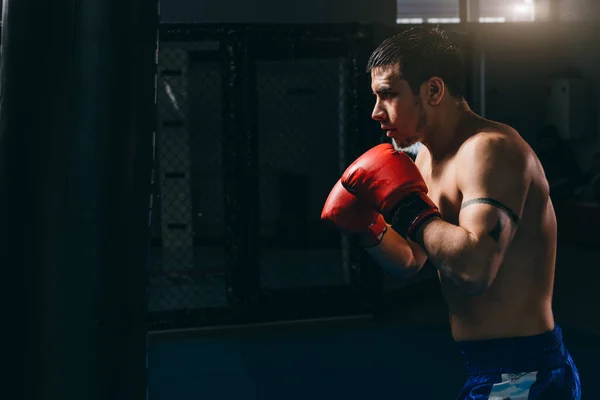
[514, 3, 531, 14]
[396, 18, 424, 24]
[426, 17, 461, 24]
[479, 17, 506, 23]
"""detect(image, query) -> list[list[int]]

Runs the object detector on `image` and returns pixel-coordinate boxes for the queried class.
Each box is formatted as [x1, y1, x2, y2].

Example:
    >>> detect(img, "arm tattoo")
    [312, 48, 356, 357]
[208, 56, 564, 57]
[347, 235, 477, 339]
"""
[461, 197, 520, 225]
[487, 219, 505, 242]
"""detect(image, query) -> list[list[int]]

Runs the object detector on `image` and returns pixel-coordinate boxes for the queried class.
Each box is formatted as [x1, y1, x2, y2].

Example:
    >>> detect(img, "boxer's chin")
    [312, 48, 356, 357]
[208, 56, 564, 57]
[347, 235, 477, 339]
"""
[392, 137, 417, 151]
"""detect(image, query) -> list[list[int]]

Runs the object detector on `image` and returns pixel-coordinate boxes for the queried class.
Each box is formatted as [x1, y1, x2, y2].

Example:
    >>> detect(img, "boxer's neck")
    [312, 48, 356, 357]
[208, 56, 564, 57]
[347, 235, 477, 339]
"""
[421, 101, 478, 161]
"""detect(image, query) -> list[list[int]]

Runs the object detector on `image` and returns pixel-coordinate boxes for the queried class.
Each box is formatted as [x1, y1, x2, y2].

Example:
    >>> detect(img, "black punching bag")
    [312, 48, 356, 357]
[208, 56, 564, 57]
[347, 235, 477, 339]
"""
[0, 0, 156, 399]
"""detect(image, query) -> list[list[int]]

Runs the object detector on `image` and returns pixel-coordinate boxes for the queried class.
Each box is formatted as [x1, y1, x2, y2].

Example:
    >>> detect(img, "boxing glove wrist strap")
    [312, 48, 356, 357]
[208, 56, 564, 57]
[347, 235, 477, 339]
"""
[353, 214, 388, 248]
[389, 192, 441, 241]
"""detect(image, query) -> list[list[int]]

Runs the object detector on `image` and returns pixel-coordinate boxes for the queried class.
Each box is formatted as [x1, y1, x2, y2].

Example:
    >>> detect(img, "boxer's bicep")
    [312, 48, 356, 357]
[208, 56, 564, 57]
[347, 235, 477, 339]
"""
[456, 136, 529, 286]
[459, 198, 519, 246]
[458, 201, 518, 281]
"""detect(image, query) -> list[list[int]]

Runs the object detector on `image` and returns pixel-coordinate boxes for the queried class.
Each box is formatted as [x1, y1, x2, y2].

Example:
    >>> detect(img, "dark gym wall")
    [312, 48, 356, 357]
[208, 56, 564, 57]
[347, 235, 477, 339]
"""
[160, 0, 397, 24]
[475, 22, 600, 169]
[0, 0, 156, 398]
[158, 0, 600, 171]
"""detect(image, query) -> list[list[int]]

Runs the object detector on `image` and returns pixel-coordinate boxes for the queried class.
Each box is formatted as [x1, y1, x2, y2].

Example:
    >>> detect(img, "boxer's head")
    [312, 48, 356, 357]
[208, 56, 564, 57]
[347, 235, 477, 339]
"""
[367, 26, 466, 146]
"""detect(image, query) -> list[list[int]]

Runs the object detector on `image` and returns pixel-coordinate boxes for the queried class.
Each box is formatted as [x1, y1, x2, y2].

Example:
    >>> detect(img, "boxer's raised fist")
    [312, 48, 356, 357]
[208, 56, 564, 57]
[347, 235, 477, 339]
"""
[321, 180, 386, 247]
[341, 144, 440, 240]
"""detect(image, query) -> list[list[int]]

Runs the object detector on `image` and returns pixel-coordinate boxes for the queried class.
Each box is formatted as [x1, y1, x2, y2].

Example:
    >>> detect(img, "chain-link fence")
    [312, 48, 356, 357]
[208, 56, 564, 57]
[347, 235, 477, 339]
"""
[256, 57, 350, 289]
[148, 24, 379, 329]
[150, 39, 227, 317]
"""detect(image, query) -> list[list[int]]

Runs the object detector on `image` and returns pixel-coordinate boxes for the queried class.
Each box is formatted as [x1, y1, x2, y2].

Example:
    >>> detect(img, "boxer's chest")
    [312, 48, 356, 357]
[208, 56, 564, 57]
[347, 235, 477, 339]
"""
[419, 160, 462, 225]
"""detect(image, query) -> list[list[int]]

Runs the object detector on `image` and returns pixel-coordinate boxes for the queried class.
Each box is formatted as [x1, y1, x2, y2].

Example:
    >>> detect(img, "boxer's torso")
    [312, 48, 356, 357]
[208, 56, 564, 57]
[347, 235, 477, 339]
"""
[415, 124, 557, 341]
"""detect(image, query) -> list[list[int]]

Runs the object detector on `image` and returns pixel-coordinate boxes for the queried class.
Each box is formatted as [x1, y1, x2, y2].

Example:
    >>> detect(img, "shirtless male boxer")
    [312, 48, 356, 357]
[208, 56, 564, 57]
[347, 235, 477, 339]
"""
[322, 26, 581, 399]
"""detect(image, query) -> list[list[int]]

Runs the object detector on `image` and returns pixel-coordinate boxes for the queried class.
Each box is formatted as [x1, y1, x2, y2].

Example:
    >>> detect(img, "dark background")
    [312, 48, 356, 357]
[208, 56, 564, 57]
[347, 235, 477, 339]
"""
[4, 0, 600, 399]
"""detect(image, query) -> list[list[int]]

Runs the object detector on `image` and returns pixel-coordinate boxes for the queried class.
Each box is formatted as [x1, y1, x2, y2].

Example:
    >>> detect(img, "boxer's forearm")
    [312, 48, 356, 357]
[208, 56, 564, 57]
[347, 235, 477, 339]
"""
[365, 225, 427, 279]
[414, 218, 497, 295]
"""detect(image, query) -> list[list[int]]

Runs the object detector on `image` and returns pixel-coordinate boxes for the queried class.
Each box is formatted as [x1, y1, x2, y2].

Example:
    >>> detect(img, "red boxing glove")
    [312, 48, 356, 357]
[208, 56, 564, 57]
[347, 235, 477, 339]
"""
[321, 180, 387, 247]
[341, 143, 440, 240]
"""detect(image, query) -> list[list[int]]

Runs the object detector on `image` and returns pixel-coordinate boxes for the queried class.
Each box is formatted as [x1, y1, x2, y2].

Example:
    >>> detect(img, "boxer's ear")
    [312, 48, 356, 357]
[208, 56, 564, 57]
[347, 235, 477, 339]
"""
[427, 77, 444, 106]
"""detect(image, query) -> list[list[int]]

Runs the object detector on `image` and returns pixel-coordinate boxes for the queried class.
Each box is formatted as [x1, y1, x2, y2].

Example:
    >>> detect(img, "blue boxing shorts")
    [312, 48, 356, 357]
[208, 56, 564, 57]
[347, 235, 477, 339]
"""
[455, 325, 581, 399]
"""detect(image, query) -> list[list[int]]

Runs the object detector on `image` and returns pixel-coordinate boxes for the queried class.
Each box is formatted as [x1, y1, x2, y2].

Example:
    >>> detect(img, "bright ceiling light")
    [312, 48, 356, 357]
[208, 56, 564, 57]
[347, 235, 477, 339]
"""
[514, 3, 532, 15]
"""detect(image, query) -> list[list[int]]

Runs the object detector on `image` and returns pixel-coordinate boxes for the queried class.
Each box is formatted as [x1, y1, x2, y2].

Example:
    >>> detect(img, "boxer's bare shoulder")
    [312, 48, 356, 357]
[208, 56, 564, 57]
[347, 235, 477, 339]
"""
[456, 128, 530, 215]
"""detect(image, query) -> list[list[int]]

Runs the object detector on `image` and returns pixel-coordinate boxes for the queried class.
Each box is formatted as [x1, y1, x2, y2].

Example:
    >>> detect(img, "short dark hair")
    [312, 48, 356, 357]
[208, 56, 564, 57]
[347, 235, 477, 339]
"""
[366, 26, 466, 99]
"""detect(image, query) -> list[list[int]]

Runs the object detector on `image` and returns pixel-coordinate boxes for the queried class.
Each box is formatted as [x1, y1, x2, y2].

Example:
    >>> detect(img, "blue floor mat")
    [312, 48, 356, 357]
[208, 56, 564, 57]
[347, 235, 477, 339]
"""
[148, 322, 596, 399]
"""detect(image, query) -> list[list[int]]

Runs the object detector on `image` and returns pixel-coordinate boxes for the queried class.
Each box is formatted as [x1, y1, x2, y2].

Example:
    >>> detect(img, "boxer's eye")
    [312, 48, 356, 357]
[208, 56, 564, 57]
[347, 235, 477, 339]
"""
[379, 92, 395, 99]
